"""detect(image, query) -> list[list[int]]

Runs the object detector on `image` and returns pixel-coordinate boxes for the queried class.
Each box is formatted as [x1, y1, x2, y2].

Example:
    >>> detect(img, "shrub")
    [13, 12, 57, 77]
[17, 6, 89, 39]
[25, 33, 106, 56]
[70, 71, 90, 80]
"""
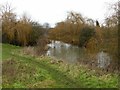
[28, 28, 45, 46]
[35, 37, 48, 55]
[79, 27, 95, 47]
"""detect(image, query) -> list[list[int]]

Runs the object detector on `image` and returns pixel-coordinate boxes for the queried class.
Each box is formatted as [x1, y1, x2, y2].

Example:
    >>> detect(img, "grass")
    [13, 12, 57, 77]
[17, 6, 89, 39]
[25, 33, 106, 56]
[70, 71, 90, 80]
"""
[2, 43, 119, 88]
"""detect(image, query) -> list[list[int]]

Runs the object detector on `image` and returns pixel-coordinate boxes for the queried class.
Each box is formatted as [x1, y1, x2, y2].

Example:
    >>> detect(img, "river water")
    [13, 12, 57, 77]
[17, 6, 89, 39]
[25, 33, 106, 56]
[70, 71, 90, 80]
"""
[46, 40, 112, 69]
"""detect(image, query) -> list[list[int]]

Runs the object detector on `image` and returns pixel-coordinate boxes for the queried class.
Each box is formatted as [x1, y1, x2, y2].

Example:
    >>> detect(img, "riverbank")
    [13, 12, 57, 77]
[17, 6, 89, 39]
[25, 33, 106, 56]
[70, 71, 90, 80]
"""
[2, 43, 118, 88]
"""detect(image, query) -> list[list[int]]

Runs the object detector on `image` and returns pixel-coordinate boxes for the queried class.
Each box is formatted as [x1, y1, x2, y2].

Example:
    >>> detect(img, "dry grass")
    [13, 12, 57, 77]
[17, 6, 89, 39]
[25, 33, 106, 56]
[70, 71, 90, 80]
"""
[22, 46, 36, 56]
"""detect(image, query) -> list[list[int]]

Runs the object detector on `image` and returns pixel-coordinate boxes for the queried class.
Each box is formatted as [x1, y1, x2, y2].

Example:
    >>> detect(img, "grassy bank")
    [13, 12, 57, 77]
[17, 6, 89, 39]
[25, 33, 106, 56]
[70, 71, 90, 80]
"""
[2, 44, 118, 88]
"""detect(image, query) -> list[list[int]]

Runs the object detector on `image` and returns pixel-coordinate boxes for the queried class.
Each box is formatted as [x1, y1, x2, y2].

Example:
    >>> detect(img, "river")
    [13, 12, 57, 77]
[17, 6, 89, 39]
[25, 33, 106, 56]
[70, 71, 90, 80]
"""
[46, 40, 115, 70]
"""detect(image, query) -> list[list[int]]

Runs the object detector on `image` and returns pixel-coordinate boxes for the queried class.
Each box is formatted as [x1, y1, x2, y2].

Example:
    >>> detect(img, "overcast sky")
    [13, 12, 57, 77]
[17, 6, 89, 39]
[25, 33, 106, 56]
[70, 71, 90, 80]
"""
[0, 0, 118, 27]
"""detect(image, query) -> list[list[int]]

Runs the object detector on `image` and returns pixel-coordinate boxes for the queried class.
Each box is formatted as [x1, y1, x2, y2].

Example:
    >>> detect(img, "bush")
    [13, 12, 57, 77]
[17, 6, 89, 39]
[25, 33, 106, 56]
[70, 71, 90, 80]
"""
[28, 29, 44, 46]
[28, 22, 46, 46]
[79, 27, 95, 47]
[35, 37, 48, 55]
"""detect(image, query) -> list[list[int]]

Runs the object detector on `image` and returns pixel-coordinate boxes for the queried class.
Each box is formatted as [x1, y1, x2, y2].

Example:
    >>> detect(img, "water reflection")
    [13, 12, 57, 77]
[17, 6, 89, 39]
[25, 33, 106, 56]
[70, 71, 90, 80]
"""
[46, 40, 111, 68]
[47, 40, 85, 63]
[97, 51, 111, 68]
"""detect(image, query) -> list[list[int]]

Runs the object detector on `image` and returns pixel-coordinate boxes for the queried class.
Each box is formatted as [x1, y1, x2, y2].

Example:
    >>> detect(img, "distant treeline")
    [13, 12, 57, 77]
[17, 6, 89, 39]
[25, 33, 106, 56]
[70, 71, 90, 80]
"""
[1, 3, 50, 46]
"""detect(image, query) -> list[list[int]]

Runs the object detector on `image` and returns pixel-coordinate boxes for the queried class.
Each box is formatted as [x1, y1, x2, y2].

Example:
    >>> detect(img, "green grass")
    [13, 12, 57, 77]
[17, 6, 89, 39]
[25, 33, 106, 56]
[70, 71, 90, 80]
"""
[2, 43, 21, 60]
[2, 43, 119, 88]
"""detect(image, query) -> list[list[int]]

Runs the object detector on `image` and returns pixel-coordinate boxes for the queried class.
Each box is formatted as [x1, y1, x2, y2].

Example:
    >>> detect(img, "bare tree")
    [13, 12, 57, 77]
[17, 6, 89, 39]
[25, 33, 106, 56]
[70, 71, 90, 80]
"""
[1, 3, 32, 46]
[66, 11, 85, 42]
[66, 11, 85, 24]
[104, 1, 119, 27]
[0, 3, 17, 42]
[85, 18, 94, 26]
